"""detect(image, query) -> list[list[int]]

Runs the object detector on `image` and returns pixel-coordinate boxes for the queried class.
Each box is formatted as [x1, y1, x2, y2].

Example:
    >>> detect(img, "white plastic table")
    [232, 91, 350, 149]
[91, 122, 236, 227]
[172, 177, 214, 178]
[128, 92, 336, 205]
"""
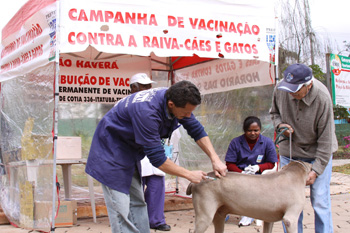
[56, 159, 97, 223]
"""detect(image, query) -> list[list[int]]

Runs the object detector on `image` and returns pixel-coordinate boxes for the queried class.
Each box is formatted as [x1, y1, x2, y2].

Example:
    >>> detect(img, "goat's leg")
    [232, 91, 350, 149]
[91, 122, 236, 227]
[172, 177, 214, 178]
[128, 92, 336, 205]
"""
[283, 207, 302, 233]
[282, 215, 299, 233]
[194, 213, 215, 233]
[193, 201, 218, 233]
[263, 221, 274, 233]
[212, 210, 226, 233]
[283, 218, 298, 233]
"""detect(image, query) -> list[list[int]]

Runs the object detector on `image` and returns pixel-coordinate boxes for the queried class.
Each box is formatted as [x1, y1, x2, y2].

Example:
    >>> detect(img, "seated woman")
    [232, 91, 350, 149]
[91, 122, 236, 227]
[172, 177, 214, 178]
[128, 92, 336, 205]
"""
[225, 116, 278, 226]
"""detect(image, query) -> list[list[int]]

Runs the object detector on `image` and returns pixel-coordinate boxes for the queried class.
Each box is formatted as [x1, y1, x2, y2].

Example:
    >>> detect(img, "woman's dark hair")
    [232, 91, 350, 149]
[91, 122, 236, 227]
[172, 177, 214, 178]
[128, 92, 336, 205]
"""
[243, 116, 261, 132]
[165, 81, 201, 107]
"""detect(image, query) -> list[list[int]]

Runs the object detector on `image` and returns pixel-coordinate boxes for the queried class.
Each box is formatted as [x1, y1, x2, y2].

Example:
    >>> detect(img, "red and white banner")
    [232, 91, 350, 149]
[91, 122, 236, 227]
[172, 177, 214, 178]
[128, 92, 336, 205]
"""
[175, 60, 275, 95]
[59, 0, 276, 62]
[0, 0, 57, 81]
[59, 55, 151, 103]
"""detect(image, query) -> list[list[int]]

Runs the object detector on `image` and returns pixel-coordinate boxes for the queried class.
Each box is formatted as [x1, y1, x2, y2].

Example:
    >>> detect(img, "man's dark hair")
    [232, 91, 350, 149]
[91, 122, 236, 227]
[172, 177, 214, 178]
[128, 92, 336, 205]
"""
[243, 116, 261, 132]
[165, 81, 201, 108]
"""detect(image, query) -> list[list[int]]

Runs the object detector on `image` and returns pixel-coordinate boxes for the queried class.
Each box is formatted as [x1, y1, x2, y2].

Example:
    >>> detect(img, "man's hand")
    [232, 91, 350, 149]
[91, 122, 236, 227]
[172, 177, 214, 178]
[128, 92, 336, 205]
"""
[278, 123, 294, 137]
[187, 170, 208, 184]
[244, 165, 259, 174]
[212, 158, 227, 178]
[306, 170, 318, 186]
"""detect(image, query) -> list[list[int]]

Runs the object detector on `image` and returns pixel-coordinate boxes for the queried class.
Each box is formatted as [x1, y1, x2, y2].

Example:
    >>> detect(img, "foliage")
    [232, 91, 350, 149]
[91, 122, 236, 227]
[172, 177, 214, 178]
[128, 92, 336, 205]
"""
[334, 124, 350, 159]
[309, 64, 326, 85]
[278, 1, 319, 70]
[333, 105, 350, 120]
[344, 136, 350, 150]
[277, 0, 336, 76]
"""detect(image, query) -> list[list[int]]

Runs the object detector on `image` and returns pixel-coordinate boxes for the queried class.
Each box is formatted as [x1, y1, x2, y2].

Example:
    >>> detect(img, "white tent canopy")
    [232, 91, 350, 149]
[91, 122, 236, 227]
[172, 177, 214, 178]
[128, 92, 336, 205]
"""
[0, 0, 277, 231]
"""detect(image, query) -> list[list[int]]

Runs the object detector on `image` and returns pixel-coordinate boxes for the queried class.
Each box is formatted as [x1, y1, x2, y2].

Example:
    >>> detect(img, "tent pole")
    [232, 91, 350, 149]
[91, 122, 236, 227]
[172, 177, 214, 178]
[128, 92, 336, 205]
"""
[51, 1, 61, 232]
[167, 57, 178, 193]
[274, 16, 279, 83]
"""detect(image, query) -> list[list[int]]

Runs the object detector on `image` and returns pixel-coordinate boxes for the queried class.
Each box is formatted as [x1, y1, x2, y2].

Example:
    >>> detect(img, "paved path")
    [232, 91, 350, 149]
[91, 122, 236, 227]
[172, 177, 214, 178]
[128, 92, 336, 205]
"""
[332, 159, 350, 167]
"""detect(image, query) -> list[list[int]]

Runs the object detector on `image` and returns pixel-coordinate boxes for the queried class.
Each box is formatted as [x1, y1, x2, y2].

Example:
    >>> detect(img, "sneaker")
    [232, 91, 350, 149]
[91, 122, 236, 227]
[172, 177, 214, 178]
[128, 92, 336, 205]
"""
[151, 224, 171, 231]
[239, 216, 254, 227]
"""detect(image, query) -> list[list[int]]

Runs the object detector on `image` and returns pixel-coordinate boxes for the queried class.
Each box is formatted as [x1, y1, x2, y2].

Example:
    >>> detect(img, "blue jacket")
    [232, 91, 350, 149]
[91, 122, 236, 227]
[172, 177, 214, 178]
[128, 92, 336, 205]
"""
[85, 88, 207, 194]
[225, 134, 278, 170]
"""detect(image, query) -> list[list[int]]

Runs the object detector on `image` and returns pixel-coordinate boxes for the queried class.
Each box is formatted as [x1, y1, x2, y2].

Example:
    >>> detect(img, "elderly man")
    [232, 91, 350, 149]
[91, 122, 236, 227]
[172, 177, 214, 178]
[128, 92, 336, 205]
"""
[270, 63, 338, 233]
[86, 78, 227, 233]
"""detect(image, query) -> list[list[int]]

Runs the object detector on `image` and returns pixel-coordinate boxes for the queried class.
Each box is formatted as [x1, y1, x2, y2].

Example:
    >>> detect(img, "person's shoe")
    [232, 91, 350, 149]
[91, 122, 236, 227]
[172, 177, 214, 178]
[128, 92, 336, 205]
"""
[151, 224, 171, 231]
[239, 216, 254, 227]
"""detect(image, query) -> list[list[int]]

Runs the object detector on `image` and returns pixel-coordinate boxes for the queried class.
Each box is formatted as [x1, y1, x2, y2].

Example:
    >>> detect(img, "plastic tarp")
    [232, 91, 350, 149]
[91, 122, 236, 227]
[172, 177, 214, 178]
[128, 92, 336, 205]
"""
[0, 64, 55, 229]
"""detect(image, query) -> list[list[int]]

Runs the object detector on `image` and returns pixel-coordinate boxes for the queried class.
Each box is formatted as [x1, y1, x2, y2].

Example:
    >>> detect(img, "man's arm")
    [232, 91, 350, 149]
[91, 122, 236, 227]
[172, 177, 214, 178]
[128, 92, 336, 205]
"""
[158, 158, 207, 184]
[144, 144, 209, 184]
[195, 136, 227, 177]
[312, 97, 335, 176]
[270, 88, 294, 137]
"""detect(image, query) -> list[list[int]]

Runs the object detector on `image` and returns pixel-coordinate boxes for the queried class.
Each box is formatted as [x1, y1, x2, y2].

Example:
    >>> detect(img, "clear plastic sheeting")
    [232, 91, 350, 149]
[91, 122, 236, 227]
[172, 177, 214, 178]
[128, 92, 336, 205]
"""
[171, 85, 276, 196]
[0, 63, 55, 231]
[54, 71, 171, 202]
[57, 71, 274, 201]
[56, 71, 276, 199]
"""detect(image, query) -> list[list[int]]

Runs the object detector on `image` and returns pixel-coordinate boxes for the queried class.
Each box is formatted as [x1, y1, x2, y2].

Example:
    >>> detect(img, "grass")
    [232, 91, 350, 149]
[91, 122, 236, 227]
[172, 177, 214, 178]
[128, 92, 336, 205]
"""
[333, 149, 350, 160]
[56, 164, 100, 187]
[332, 164, 350, 175]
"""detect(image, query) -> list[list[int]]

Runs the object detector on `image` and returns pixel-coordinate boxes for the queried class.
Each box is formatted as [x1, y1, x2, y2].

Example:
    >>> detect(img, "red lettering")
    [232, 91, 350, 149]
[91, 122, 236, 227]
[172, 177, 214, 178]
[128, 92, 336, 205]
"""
[105, 11, 114, 22]
[68, 9, 77, 20]
[90, 10, 103, 21]
[128, 35, 137, 47]
[68, 32, 76, 44]
[168, 16, 177, 27]
[78, 10, 88, 21]
[114, 12, 125, 23]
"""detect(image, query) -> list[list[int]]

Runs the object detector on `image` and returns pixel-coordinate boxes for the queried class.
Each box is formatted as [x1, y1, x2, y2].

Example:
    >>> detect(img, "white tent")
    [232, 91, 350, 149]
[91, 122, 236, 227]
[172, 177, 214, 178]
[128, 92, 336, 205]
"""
[0, 0, 277, 231]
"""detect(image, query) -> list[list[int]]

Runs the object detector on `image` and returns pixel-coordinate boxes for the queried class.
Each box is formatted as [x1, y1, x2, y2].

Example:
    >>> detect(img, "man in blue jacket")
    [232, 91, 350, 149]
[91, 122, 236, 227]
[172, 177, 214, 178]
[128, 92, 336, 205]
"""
[86, 80, 227, 233]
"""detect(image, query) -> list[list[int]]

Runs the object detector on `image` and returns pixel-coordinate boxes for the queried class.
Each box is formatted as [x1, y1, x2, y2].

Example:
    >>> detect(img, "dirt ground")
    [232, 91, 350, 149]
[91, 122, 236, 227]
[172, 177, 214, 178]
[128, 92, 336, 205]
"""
[1, 160, 350, 233]
[1, 193, 350, 233]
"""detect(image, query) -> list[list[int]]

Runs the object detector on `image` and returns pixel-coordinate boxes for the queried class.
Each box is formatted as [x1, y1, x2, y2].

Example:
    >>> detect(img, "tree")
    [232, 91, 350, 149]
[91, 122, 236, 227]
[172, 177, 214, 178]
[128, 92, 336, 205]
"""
[339, 41, 350, 57]
[277, 0, 334, 78]
[309, 64, 326, 85]
[333, 104, 350, 121]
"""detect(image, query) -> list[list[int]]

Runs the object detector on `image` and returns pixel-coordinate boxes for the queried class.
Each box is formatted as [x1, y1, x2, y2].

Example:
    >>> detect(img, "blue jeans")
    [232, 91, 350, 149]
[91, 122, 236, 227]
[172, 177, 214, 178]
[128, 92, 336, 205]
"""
[280, 155, 333, 233]
[102, 170, 150, 233]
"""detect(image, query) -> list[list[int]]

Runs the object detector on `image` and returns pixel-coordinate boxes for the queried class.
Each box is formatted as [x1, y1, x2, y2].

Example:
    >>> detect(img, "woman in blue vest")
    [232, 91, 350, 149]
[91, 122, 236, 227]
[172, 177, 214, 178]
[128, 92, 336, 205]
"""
[225, 116, 278, 226]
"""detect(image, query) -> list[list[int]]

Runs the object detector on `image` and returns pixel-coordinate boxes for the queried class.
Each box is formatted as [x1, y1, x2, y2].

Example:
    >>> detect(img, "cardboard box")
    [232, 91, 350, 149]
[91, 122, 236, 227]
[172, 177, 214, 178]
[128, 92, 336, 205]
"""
[57, 137, 82, 160]
[35, 200, 77, 229]
[55, 200, 77, 227]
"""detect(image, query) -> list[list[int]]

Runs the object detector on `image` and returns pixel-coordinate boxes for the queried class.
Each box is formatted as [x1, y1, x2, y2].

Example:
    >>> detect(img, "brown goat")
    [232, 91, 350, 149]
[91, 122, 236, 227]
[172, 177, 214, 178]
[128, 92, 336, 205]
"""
[186, 161, 312, 233]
